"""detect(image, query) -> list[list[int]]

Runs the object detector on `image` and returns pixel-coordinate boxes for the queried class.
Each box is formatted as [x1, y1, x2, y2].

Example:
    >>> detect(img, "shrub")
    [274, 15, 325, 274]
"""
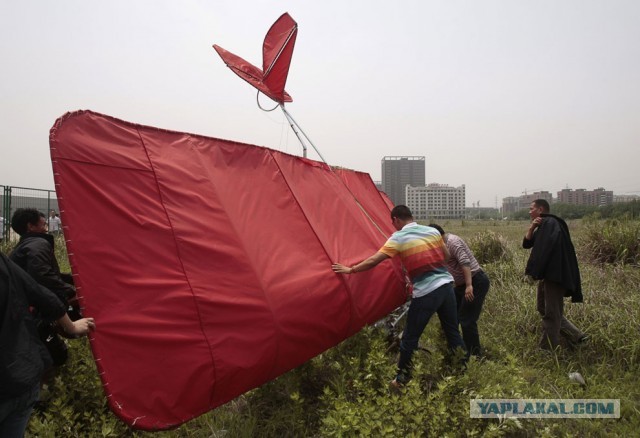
[580, 217, 640, 265]
[1, 238, 16, 256]
[468, 230, 513, 264]
[27, 339, 132, 437]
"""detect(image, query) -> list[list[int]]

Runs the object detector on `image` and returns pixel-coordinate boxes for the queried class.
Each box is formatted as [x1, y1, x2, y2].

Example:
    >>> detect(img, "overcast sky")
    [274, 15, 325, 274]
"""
[1, 1, 638, 208]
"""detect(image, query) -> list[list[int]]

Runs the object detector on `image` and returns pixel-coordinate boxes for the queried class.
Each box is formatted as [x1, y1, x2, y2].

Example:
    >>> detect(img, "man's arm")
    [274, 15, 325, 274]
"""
[448, 238, 476, 300]
[525, 218, 560, 279]
[57, 313, 95, 336]
[523, 217, 543, 248]
[16, 257, 66, 322]
[442, 240, 451, 262]
[332, 252, 390, 274]
[461, 265, 474, 301]
[12, 256, 95, 335]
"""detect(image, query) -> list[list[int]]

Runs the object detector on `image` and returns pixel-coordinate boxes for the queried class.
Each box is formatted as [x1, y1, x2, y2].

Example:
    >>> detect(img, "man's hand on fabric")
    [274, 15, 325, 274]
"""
[332, 263, 351, 274]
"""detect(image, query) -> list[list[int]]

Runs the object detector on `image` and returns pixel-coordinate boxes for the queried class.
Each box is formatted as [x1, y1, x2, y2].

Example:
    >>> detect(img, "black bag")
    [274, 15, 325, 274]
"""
[36, 320, 68, 367]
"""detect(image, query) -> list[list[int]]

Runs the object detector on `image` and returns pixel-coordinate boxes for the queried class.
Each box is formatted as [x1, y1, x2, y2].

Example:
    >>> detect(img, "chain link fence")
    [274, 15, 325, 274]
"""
[1, 185, 59, 243]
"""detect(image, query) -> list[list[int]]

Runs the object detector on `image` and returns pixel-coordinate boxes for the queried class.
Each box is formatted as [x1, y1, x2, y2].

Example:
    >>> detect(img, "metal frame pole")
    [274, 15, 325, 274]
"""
[280, 105, 328, 164]
[280, 105, 307, 158]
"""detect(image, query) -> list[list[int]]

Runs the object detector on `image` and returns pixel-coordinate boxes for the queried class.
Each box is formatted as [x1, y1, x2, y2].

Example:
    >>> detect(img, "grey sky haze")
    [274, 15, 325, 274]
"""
[1, 0, 638, 208]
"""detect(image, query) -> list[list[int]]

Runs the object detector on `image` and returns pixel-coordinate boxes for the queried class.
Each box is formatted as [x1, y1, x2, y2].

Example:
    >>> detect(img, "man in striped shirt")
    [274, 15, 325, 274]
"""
[430, 224, 490, 357]
[332, 205, 465, 388]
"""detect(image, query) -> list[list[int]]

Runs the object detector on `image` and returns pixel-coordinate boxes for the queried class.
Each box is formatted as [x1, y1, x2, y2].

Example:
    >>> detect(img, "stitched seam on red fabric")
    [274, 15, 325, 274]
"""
[267, 151, 357, 339]
[135, 128, 219, 419]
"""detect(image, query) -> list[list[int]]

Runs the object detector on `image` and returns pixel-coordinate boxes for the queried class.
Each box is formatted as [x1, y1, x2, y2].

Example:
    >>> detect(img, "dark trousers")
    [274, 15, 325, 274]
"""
[0, 383, 39, 438]
[536, 280, 584, 349]
[397, 282, 465, 381]
[454, 270, 490, 356]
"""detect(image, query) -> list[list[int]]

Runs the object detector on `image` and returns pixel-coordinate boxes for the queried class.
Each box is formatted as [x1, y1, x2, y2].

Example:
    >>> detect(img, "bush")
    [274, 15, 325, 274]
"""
[468, 231, 513, 264]
[580, 217, 640, 266]
[27, 339, 132, 437]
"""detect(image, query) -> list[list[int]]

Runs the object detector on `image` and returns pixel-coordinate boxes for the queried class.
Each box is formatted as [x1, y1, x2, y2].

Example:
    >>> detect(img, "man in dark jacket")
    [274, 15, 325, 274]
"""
[0, 253, 95, 437]
[9, 208, 77, 314]
[523, 199, 587, 350]
[10, 208, 84, 369]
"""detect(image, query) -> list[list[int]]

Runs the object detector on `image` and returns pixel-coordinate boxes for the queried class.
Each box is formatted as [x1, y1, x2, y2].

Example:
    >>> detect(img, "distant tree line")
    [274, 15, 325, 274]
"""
[509, 200, 640, 220]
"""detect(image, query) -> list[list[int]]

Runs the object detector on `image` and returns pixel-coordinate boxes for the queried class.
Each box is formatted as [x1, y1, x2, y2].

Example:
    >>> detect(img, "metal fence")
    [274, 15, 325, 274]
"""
[1, 185, 59, 242]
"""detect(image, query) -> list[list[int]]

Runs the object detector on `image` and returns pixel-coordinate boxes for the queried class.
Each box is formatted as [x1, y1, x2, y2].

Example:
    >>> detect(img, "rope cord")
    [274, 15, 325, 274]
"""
[256, 90, 279, 112]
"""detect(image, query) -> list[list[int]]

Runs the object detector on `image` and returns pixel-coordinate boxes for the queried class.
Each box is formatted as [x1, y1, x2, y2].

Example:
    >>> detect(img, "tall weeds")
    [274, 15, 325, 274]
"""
[468, 230, 513, 264]
[579, 216, 640, 266]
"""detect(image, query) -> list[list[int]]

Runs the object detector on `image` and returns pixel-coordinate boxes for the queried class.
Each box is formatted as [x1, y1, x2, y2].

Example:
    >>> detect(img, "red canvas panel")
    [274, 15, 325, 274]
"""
[49, 110, 407, 430]
[213, 13, 296, 104]
[262, 12, 297, 100]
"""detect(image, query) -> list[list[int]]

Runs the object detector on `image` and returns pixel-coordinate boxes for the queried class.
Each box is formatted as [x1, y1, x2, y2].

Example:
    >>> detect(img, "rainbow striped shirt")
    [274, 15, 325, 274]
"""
[379, 223, 453, 298]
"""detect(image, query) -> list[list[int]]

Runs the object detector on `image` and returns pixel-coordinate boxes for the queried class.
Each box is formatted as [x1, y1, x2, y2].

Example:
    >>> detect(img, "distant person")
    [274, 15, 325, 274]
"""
[429, 224, 490, 357]
[0, 216, 4, 242]
[332, 205, 465, 389]
[0, 252, 95, 437]
[48, 210, 62, 237]
[9, 208, 81, 366]
[523, 199, 587, 350]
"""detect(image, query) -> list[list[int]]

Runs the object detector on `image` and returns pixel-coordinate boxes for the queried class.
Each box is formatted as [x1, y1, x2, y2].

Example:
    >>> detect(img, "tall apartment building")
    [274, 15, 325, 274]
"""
[381, 156, 425, 205]
[501, 196, 522, 215]
[557, 188, 613, 206]
[406, 184, 466, 220]
[522, 191, 553, 206]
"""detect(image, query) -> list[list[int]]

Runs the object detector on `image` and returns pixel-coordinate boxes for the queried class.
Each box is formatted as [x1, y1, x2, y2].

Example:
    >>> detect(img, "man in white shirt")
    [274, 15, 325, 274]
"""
[48, 210, 62, 236]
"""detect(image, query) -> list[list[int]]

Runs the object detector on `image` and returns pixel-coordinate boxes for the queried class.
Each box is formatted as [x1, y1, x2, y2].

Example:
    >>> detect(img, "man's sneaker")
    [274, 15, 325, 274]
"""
[389, 378, 403, 395]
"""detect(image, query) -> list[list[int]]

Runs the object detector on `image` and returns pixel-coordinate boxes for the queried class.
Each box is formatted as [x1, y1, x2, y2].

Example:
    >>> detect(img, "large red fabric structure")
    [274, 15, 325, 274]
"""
[49, 110, 406, 430]
[213, 12, 297, 103]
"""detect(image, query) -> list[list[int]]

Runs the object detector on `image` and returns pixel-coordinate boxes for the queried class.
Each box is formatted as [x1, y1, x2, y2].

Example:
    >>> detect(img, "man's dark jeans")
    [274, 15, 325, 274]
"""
[397, 282, 465, 382]
[455, 270, 490, 357]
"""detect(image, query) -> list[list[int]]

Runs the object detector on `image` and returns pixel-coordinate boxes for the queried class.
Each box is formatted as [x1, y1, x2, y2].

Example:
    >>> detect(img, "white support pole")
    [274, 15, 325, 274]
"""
[280, 105, 307, 158]
[280, 105, 328, 164]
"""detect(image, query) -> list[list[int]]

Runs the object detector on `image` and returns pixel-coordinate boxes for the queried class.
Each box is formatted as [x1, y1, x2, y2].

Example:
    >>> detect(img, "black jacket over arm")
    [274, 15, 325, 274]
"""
[523, 214, 583, 303]
[9, 232, 75, 304]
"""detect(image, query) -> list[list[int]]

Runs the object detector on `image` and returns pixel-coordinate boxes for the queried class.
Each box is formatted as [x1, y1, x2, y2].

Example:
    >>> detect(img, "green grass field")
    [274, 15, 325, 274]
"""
[17, 219, 640, 436]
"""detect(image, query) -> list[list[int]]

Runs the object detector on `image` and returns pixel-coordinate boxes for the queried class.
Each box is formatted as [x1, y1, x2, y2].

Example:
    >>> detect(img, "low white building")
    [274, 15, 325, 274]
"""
[406, 184, 466, 220]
